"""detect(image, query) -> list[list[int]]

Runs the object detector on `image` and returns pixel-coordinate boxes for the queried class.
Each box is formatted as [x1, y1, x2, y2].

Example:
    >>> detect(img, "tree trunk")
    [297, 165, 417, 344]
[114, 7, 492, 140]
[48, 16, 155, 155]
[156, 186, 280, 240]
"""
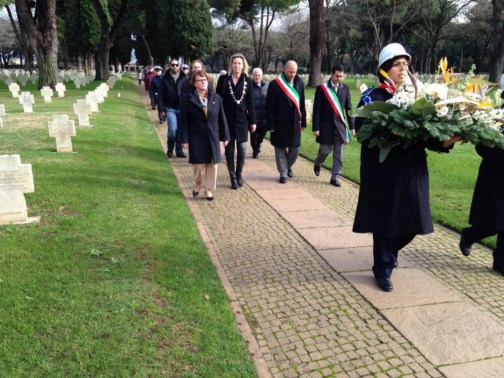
[95, 37, 111, 80]
[489, 0, 504, 82]
[36, 0, 58, 88]
[308, 0, 324, 87]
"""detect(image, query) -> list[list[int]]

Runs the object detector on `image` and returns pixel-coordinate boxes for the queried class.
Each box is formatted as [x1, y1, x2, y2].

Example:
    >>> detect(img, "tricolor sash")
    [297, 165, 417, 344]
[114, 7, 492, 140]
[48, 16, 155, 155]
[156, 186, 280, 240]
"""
[275, 75, 302, 119]
[321, 82, 351, 141]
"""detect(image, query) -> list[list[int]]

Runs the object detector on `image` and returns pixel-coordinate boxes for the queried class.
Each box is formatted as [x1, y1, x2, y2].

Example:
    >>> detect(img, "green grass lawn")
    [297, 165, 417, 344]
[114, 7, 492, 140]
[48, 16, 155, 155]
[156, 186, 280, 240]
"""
[0, 77, 256, 376]
[301, 77, 496, 248]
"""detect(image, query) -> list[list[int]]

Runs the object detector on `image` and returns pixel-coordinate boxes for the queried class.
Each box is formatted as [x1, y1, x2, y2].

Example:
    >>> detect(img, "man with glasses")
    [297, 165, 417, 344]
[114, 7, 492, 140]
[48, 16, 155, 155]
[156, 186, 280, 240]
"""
[312, 64, 355, 187]
[159, 58, 187, 158]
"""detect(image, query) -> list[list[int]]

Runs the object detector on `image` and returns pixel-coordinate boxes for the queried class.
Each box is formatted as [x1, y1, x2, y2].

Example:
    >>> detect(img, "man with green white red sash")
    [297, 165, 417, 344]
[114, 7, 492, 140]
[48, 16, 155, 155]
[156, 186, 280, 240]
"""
[266, 60, 307, 184]
[312, 64, 355, 187]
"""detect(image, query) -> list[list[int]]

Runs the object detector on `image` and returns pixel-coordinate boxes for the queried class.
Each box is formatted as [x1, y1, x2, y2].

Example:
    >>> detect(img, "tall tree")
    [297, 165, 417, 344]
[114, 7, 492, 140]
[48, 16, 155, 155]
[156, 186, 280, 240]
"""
[307, 0, 324, 87]
[489, 0, 504, 82]
[15, 0, 58, 88]
[89, 0, 129, 80]
[210, 0, 298, 68]
[3, 0, 34, 70]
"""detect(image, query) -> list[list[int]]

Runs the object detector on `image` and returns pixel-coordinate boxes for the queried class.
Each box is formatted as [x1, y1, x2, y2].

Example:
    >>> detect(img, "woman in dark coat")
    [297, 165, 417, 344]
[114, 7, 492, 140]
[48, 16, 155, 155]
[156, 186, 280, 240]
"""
[459, 142, 504, 275]
[353, 43, 457, 292]
[216, 53, 256, 189]
[179, 70, 230, 201]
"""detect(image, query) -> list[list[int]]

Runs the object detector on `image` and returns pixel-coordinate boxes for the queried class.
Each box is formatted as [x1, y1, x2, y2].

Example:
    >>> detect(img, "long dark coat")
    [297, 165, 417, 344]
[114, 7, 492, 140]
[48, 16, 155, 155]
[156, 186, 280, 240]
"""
[179, 91, 230, 164]
[353, 87, 451, 237]
[266, 74, 307, 148]
[312, 80, 354, 144]
[469, 144, 504, 231]
[216, 73, 256, 142]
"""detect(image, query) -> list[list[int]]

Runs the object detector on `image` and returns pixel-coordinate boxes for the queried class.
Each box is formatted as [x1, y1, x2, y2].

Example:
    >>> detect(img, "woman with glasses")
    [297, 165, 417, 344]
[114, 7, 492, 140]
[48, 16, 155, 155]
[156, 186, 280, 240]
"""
[179, 70, 230, 201]
[216, 53, 256, 189]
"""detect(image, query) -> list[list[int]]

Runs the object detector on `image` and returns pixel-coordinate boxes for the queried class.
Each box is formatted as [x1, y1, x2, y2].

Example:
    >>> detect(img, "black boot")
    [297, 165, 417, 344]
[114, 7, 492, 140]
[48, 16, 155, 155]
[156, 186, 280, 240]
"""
[230, 176, 238, 190]
[236, 174, 244, 187]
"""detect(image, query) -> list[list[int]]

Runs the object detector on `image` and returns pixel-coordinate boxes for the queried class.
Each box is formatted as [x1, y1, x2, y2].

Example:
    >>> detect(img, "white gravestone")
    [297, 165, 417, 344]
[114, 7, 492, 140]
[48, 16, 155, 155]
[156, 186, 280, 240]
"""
[0, 104, 5, 117]
[305, 99, 313, 126]
[31, 73, 38, 85]
[48, 115, 76, 153]
[0, 154, 38, 225]
[9, 83, 20, 98]
[73, 99, 93, 127]
[85, 92, 100, 112]
[40, 86, 54, 103]
[18, 92, 35, 113]
[55, 83, 66, 97]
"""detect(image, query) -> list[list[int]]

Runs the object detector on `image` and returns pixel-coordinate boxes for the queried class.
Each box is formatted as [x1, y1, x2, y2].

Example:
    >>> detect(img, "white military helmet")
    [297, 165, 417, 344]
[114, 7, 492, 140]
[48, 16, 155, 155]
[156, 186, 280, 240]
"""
[378, 43, 411, 68]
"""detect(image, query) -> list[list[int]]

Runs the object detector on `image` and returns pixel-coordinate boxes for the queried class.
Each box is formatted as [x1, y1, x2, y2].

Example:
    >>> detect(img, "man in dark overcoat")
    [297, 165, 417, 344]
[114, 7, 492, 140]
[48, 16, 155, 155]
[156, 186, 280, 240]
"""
[266, 60, 307, 183]
[460, 143, 504, 274]
[312, 64, 355, 187]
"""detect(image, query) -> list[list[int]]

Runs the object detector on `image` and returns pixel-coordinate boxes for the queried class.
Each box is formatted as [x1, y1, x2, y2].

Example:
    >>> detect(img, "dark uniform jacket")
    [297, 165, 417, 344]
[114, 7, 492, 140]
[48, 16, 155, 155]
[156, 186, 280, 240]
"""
[469, 144, 504, 231]
[266, 74, 307, 148]
[216, 73, 256, 143]
[353, 87, 451, 237]
[312, 79, 354, 144]
[179, 91, 230, 165]
[158, 71, 187, 110]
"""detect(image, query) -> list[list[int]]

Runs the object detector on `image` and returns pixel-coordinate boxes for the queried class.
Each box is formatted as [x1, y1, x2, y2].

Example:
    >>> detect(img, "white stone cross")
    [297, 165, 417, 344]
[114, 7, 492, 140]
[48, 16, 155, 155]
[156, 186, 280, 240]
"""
[85, 92, 100, 112]
[73, 99, 93, 127]
[55, 83, 66, 97]
[31, 73, 38, 85]
[0, 154, 36, 225]
[18, 92, 35, 113]
[48, 115, 76, 153]
[9, 83, 20, 98]
[40, 86, 54, 103]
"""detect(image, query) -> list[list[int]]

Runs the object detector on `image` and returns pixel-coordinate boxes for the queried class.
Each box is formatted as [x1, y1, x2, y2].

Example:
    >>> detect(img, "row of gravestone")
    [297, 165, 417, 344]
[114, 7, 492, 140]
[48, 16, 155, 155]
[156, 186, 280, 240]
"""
[0, 69, 98, 89]
[0, 82, 113, 225]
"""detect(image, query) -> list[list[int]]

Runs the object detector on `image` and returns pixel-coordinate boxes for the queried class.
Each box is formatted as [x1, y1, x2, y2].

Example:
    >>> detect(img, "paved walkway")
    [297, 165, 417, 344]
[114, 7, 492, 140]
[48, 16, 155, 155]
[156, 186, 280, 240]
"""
[143, 92, 504, 377]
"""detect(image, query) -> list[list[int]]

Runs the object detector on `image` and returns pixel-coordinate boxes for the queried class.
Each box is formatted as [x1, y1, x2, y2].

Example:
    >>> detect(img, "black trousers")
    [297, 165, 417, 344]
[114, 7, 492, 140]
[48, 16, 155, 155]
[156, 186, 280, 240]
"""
[462, 226, 504, 264]
[250, 127, 267, 153]
[225, 140, 247, 178]
[372, 233, 416, 279]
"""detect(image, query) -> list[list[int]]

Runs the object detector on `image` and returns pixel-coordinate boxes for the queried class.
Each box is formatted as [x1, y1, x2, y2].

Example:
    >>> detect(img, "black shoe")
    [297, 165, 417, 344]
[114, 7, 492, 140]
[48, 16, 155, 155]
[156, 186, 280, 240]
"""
[230, 177, 238, 190]
[167, 151, 173, 158]
[287, 169, 293, 178]
[376, 278, 393, 292]
[176, 152, 186, 158]
[330, 178, 341, 187]
[459, 230, 472, 256]
[279, 177, 287, 184]
[252, 151, 259, 159]
[236, 175, 244, 187]
[314, 164, 320, 177]
[192, 190, 199, 198]
[159, 120, 163, 124]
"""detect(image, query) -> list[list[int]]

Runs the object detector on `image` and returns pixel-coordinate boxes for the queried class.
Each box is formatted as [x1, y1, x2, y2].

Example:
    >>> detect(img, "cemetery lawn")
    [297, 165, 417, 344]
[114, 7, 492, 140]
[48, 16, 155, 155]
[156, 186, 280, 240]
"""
[0, 77, 256, 376]
[302, 79, 495, 248]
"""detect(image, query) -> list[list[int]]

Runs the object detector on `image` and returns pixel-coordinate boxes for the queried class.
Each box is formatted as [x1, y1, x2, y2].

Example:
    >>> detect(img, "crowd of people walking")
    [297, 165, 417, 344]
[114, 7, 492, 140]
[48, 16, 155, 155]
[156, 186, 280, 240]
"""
[138, 44, 504, 291]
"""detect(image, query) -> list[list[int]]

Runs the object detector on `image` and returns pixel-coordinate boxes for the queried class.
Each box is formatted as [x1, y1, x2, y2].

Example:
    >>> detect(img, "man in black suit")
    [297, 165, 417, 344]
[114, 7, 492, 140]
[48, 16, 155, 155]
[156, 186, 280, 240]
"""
[266, 60, 307, 183]
[312, 64, 355, 187]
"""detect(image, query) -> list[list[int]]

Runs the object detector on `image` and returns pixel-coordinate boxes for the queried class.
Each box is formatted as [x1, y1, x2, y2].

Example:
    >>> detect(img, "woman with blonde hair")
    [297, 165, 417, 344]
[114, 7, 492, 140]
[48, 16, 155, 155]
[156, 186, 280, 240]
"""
[216, 53, 256, 189]
[179, 70, 230, 201]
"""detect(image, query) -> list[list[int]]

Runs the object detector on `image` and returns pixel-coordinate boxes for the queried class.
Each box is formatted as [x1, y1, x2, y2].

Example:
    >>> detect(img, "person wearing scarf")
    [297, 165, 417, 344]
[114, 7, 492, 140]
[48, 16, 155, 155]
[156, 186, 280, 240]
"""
[265, 60, 307, 183]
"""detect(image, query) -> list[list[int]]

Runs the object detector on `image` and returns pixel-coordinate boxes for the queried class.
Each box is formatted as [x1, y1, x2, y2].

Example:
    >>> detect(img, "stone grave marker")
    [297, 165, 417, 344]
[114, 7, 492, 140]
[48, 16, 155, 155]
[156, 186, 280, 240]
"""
[48, 115, 76, 153]
[106, 75, 117, 88]
[40, 86, 54, 103]
[31, 72, 38, 84]
[355, 79, 362, 90]
[55, 82, 66, 97]
[73, 99, 92, 127]
[85, 92, 100, 112]
[97, 83, 109, 98]
[0, 104, 4, 127]
[0, 154, 38, 225]
[19, 73, 30, 86]
[18, 92, 35, 113]
[9, 83, 20, 97]
[305, 99, 313, 126]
